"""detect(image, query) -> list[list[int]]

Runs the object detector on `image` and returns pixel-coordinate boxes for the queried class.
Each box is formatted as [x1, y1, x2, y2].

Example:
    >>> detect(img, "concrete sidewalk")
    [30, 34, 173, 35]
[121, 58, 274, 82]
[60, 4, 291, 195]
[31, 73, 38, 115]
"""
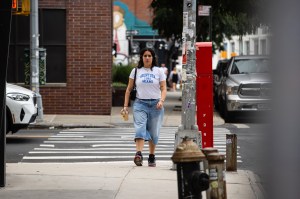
[1, 91, 265, 198]
[1, 162, 263, 199]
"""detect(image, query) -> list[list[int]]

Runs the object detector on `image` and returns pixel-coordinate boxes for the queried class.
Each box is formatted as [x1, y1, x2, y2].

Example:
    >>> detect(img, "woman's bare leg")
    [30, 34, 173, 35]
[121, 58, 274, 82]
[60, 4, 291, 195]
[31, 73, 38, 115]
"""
[149, 140, 156, 154]
[135, 138, 145, 152]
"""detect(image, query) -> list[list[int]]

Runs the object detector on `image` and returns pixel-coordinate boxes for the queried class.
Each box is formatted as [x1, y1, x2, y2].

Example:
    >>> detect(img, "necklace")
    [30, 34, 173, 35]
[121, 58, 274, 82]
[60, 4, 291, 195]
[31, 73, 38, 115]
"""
[144, 67, 151, 71]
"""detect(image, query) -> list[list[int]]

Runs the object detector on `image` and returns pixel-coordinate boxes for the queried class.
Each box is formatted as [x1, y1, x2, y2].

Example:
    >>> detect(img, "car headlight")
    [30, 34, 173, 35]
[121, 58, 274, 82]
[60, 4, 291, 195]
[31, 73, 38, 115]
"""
[226, 86, 239, 95]
[7, 93, 30, 101]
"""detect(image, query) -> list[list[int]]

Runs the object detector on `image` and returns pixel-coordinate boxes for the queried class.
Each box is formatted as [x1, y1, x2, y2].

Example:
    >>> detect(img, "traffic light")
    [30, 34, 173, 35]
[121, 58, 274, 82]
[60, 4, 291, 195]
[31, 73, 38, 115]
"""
[12, 0, 30, 16]
[22, 0, 30, 13]
[12, 0, 17, 9]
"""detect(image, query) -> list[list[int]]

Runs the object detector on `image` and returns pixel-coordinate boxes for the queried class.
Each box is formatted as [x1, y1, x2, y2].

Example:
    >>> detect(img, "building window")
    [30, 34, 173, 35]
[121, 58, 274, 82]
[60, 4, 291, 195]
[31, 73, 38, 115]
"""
[231, 42, 235, 53]
[254, 39, 259, 55]
[8, 9, 66, 84]
[260, 39, 267, 55]
[245, 41, 250, 55]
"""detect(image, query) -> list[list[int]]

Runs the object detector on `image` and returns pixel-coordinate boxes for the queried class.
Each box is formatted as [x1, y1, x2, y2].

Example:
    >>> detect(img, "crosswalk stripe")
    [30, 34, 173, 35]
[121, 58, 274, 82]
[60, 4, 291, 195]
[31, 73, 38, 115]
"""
[90, 144, 172, 147]
[51, 135, 85, 138]
[29, 151, 174, 154]
[46, 139, 175, 143]
[23, 155, 172, 160]
[22, 127, 242, 163]
[33, 148, 172, 151]
[232, 124, 250, 128]
[40, 144, 55, 148]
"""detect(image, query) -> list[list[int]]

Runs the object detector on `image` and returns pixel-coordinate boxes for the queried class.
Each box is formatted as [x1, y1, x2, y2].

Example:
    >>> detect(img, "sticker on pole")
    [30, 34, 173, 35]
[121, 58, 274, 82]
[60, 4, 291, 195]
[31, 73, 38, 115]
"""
[198, 5, 211, 16]
[226, 139, 232, 144]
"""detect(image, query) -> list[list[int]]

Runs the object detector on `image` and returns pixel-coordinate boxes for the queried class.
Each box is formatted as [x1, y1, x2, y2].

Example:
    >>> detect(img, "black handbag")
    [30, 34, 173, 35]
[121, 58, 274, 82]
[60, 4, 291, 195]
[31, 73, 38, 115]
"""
[130, 67, 137, 100]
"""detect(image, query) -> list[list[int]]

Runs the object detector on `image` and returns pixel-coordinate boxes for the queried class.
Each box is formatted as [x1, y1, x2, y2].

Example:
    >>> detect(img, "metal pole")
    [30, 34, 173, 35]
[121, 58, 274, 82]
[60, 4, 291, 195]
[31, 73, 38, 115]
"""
[181, 0, 198, 130]
[226, 134, 237, 171]
[209, 7, 212, 41]
[180, 0, 197, 130]
[0, 0, 12, 187]
[173, 0, 201, 169]
[30, 0, 43, 120]
[130, 33, 133, 64]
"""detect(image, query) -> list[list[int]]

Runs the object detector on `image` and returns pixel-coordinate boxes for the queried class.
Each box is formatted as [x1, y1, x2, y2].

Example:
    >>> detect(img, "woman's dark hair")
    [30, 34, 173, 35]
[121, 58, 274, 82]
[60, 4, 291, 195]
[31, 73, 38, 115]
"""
[137, 48, 157, 69]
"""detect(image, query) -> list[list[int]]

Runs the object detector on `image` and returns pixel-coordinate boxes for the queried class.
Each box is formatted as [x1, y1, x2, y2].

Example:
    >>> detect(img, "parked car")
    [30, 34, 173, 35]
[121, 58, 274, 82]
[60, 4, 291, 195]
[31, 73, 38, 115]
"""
[213, 59, 229, 109]
[215, 56, 271, 122]
[6, 83, 38, 134]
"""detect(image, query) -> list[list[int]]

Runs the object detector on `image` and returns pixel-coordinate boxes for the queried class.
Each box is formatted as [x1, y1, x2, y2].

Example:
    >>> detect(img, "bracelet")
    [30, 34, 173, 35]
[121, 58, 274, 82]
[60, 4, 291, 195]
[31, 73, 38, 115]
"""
[124, 106, 128, 107]
[160, 99, 165, 102]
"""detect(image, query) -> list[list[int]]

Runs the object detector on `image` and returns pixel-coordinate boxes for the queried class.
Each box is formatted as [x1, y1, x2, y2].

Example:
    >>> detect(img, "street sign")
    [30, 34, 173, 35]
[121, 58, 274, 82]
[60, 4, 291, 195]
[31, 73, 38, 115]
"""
[198, 5, 211, 16]
[126, 30, 139, 36]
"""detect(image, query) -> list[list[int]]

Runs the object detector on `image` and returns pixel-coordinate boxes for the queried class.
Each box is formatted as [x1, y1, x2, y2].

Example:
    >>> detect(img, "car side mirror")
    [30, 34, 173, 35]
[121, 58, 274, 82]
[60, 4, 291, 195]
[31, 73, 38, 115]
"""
[213, 75, 221, 85]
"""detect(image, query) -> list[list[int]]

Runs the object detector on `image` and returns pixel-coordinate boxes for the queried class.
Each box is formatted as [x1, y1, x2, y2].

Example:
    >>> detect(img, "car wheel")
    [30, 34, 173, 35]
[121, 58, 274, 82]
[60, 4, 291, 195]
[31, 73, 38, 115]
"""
[222, 99, 233, 123]
[223, 104, 231, 123]
[214, 95, 219, 110]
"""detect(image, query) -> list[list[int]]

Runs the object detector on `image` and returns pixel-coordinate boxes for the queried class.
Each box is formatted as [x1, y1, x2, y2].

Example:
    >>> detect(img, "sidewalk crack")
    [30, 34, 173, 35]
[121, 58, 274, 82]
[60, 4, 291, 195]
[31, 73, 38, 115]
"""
[113, 166, 134, 199]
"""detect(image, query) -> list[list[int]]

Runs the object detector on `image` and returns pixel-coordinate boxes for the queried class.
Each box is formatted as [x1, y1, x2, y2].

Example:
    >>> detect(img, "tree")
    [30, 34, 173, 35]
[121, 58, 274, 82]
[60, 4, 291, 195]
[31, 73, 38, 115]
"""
[150, 0, 264, 49]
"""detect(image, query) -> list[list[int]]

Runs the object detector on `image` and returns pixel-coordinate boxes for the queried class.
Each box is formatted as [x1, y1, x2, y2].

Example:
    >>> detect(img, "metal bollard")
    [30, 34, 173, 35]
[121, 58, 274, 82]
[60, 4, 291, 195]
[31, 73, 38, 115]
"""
[226, 134, 237, 171]
[171, 137, 209, 199]
[207, 153, 227, 199]
[201, 147, 219, 199]
[201, 147, 219, 172]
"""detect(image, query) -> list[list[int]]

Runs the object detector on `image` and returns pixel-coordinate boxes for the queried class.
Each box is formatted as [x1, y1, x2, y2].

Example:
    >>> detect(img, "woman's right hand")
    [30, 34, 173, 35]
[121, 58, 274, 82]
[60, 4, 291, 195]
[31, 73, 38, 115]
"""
[121, 107, 128, 114]
[120, 107, 129, 121]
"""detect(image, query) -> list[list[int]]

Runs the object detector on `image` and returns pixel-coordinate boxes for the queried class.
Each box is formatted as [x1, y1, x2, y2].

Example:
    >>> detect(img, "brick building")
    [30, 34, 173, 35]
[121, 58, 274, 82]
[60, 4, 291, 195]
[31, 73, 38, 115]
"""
[8, 0, 113, 115]
[7, 0, 159, 115]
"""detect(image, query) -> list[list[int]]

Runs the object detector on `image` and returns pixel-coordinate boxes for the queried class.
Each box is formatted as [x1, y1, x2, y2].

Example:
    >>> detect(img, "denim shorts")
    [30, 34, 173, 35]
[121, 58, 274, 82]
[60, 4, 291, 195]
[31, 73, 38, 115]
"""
[133, 98, 164, 145]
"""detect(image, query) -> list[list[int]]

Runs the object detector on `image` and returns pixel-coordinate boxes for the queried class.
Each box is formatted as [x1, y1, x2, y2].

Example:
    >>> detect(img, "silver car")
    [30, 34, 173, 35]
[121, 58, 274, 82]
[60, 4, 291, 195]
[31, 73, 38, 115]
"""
[216, 56, 271, 121]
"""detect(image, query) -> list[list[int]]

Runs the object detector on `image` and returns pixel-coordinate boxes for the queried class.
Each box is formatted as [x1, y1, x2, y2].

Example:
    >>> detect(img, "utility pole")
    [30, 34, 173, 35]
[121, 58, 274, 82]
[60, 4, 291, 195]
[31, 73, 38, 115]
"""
[0, 0, 12, 187]
[174, 0, 201, 151]
[30, 0, 43, 120]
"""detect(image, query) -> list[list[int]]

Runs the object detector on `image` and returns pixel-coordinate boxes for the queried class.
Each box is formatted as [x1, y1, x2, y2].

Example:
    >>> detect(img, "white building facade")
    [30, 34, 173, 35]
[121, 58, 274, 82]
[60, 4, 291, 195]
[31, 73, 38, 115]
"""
[213, 26, 271, 69]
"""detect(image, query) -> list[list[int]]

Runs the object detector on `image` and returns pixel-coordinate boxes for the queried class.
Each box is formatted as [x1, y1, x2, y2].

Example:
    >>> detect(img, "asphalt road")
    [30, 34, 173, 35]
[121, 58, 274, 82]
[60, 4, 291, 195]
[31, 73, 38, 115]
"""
[6, 129, 58, 163]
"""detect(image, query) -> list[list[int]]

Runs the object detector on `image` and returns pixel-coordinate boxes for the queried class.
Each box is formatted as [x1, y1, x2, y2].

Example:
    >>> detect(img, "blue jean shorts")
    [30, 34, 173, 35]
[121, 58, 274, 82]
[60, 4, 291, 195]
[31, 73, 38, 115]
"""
[133, 98, 164, 145]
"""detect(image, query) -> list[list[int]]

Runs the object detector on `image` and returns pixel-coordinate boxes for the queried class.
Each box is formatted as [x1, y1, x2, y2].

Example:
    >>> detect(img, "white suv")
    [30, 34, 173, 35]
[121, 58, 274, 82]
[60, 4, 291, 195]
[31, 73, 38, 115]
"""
[6, 83, 38, 134]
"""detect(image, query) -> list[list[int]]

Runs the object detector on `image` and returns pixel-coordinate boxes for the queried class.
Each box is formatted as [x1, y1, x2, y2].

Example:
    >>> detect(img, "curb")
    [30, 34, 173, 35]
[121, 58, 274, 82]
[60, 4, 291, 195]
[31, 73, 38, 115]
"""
[28, 124, 182, 129]
[245, 170, 266, 199]
[28, 124, 115, 129]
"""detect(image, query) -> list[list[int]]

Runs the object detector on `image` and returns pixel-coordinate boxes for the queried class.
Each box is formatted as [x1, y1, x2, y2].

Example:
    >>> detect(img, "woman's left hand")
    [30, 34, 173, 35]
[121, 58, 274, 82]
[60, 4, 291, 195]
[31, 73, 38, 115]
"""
[156, 100, 164, 109]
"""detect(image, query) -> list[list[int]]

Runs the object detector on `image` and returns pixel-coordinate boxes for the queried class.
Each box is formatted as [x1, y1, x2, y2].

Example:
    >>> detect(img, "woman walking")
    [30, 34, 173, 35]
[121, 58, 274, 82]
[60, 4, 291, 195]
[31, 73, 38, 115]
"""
[168, 67, 180, 91]
[122, 48, 167, 167]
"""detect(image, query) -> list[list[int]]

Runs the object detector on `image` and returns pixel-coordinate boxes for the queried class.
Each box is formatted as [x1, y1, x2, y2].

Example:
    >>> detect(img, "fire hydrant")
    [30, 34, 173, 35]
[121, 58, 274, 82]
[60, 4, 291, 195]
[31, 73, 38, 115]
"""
[171, 137, 209, 199]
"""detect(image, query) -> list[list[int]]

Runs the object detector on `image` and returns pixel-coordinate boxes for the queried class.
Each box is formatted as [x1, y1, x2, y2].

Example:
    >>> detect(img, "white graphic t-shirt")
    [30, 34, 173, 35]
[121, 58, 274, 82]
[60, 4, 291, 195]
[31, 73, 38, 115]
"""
[129, 66, 166, 99]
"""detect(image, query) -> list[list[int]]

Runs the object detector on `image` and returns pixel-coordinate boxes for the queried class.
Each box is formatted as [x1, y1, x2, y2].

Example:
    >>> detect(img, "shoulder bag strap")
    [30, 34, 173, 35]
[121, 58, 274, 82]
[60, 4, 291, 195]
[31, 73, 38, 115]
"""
[133, 67, 137, 88]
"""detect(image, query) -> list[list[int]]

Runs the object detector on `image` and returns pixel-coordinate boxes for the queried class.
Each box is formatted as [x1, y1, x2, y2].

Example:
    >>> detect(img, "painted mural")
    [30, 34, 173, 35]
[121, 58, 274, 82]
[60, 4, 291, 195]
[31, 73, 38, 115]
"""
[113, 1, 158, 65]
[113, 5, 129, 65]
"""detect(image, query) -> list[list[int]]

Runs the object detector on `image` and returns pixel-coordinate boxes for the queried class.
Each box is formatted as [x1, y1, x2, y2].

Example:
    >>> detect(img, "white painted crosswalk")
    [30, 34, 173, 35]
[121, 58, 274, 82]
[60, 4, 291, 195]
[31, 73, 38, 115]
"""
[21, 127, 242, 163]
